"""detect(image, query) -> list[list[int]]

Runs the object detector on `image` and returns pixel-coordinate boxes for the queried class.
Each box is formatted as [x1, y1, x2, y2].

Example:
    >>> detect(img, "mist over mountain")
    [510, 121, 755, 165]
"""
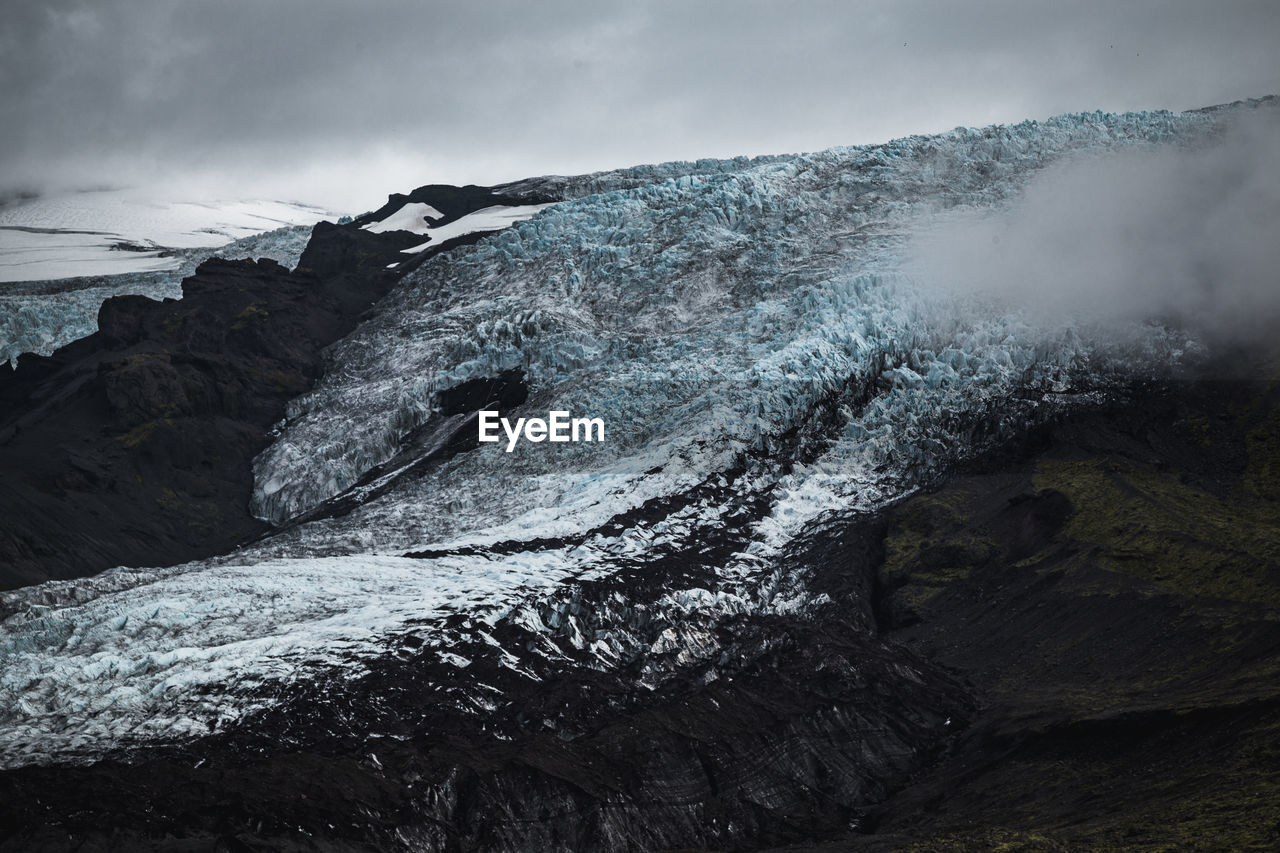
[906, 106, 1280, 343]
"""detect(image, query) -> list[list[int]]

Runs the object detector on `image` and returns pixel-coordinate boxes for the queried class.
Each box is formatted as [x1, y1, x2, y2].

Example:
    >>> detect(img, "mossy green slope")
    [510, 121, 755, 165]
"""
[828, 370, 1280, 851]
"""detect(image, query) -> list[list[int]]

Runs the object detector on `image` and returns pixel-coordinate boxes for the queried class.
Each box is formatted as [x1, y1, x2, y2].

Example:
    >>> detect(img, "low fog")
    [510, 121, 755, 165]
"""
[906, 107, 1280, 345]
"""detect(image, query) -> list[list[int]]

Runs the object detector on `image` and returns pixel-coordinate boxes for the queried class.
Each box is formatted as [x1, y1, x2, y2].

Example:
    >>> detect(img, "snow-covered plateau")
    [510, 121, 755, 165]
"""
[0, 189, 337, 367]
[0, 189, 334, 282]
[0, 223, 317, 368]
[1, 102, 1269, 771]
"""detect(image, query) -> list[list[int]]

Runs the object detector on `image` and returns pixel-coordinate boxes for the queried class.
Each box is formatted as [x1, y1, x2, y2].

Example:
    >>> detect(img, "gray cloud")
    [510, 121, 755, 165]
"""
[906, 107, 1280, 344]
[2, 1, 1278, 210]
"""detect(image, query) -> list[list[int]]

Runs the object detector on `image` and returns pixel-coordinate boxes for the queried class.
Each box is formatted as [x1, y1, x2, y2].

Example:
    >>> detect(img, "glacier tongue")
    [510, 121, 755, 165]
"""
[0, 105, 1246, 769]
[0, 552, 590, 767]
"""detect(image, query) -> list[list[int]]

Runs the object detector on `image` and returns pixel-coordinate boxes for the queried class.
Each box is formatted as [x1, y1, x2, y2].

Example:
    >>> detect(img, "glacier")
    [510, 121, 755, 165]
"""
[249, 107, 1213, 539]
[0, 102, 1261, 772]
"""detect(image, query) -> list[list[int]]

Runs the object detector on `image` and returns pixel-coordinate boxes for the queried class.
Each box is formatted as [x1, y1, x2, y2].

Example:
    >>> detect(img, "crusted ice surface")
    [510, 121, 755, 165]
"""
[0, 551, 586, 766]
[0, 224, 315, 367]
[0, 106, 1240, 768]
[251, 108, 1209, 534]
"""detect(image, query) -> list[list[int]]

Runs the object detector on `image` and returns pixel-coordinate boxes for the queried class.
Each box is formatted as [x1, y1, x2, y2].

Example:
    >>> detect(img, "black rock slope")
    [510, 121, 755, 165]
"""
[0, 249, 397, 588]
[828, 359, 1280, 851]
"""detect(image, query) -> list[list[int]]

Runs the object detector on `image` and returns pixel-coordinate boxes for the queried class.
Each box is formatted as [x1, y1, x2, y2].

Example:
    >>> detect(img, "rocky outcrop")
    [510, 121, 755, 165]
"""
[348, 184, 549, 231]
[0, 207, 453, 586]
[0, 255, 377, 587]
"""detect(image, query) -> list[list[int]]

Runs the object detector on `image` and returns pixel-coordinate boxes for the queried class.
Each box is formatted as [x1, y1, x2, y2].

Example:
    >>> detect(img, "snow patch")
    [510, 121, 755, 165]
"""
[360, 202, 445, 234]
[400, 204, 553, 253]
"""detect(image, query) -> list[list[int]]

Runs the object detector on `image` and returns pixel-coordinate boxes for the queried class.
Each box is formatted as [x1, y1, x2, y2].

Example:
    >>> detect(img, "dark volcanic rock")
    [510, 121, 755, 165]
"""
[836, 367, 1280, 851]
[342, 184, 560, 278]
[434, 368, 528, 415]
[0, 240, 407, 588]
[349, 184, 550, 231]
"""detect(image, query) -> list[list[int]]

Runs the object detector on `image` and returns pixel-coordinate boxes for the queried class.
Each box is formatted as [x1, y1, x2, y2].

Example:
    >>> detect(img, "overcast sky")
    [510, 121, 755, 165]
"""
[2, 0, 1277, 212]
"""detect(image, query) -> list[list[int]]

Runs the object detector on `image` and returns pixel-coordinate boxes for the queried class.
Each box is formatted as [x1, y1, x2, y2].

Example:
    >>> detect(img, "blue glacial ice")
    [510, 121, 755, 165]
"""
[250, 107, 1213, 544]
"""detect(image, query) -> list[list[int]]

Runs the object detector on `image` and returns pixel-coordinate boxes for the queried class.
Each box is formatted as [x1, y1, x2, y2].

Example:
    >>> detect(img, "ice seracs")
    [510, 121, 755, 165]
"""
[250, 105, 1213, 533]
[0, 550, 586, 768]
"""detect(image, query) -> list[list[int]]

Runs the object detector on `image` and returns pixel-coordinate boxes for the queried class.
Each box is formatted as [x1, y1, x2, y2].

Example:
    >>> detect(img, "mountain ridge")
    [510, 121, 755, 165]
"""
[0, 99, 1276, 850]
